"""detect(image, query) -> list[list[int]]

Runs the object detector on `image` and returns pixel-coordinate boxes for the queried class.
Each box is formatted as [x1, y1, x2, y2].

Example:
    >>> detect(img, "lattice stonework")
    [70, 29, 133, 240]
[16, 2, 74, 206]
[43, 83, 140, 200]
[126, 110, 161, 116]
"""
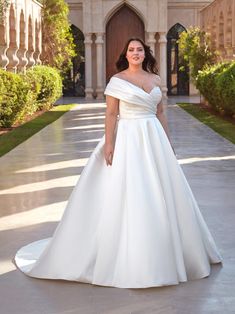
[200, 0, 235, 60]
[0, 0, 42, 73]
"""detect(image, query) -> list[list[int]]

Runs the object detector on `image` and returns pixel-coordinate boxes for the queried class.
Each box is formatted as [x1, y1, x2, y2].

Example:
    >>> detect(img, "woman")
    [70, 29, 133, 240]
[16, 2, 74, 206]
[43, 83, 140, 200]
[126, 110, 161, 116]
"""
[15, 38, 222, 289]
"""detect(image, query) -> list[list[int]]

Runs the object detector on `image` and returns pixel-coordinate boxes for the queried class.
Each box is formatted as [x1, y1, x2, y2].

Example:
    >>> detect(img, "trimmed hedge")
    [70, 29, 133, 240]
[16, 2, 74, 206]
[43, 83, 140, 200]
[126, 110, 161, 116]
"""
[0, 65, 62, 128]
[0, 70, 32, 127]
[26, 66, 62, 111]
[216, 62, 235, 116]
[196, 61, 235, 116]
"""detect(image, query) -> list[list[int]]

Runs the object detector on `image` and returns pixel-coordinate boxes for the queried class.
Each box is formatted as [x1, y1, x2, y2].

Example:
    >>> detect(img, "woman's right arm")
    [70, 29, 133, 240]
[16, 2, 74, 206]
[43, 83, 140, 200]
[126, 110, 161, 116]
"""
[104, 95, 119, 166]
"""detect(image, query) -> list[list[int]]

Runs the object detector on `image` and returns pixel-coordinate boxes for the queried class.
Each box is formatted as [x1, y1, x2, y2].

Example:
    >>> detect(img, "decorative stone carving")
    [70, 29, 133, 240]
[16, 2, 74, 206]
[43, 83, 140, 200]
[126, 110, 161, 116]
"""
[200, 0, 235, 61]
[17, 10, 28, 73]
[34, 20, 41, 65]
[26, 15, 35, 68]
[0, 23, 9, 70]
[6, 4, 19, 72]
[0, 1, 42, 72]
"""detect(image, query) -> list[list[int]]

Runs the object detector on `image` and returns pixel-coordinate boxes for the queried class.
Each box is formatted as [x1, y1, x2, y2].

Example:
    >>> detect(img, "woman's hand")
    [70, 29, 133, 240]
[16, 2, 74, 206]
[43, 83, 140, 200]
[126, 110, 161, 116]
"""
[104, 142, 114, 166]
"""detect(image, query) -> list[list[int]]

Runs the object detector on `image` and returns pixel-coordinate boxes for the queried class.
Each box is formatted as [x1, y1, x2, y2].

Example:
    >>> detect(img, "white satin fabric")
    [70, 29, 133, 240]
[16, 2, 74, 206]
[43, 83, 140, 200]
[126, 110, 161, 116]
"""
[15, 76, 222, 288]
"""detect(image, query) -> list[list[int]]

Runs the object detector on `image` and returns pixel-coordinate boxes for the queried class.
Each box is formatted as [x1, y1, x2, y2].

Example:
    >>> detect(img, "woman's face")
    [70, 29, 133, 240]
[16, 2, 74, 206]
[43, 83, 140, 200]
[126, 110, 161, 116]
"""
[126, 40, 145, 66]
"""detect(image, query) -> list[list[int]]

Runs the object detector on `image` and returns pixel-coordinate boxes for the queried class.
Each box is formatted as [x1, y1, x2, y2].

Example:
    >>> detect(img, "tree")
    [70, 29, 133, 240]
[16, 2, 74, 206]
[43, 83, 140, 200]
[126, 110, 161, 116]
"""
[0, 0, 9, 24]
[178, 27, 218, 81]
[40, 0, 76, 71]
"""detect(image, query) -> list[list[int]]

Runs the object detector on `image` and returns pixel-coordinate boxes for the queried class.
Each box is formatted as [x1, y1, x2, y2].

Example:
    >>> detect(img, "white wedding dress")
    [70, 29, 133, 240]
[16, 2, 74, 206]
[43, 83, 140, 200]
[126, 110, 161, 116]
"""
[15, 77, 222, 288]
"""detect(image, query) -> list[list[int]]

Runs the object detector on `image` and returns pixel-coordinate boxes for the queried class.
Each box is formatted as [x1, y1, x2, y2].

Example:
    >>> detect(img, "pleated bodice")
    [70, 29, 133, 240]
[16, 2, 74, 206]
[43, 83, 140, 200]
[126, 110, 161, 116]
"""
[104, 77, 162, 119]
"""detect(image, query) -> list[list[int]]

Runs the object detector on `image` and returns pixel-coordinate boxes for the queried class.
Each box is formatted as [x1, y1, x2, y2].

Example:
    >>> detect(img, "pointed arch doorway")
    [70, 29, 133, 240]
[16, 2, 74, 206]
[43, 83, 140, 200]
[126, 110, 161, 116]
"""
[63, 25, 85, 96]
[106, 4, 145, 82]
[167, 23, 189, 95]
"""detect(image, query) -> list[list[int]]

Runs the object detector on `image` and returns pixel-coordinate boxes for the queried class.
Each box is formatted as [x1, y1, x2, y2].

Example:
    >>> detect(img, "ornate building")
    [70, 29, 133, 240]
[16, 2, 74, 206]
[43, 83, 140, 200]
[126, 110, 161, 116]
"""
[1, 0, 222, 99]
[200, 0, 235, 60]
[0, 0, 42, 73]
[66, 0, 212, 99]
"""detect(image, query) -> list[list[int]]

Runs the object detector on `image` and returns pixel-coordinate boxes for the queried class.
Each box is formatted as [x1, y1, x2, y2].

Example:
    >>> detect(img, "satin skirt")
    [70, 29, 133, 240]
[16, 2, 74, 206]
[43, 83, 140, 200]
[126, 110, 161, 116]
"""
[15, 116, 222, 288]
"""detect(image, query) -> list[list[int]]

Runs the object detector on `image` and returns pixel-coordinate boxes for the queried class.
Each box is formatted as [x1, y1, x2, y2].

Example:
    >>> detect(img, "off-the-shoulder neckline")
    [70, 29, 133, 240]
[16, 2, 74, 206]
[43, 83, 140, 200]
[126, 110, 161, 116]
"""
[111, 76, 161, 96]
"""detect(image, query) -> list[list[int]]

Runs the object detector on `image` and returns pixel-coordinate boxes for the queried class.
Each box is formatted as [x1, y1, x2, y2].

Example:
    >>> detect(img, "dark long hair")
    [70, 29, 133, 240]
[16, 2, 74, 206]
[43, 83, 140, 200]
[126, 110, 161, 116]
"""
[116, 37, 158, 74]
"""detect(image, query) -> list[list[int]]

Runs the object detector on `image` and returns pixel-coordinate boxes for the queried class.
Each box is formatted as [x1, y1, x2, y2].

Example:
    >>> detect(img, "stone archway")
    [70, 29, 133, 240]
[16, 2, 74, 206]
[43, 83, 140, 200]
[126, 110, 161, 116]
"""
[63, 25, 85, 97]
[106, 4, 145, 82]
[167, 23, 189, 96]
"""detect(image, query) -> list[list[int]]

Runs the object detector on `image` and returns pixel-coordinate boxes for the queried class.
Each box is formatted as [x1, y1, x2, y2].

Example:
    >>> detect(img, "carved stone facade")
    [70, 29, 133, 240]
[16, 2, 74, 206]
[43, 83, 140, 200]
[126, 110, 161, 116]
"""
[0, 1, 217, 97]
[200, 0, 235, 60]
[0, 0, 42, 73]
[67, 0, 213, 98]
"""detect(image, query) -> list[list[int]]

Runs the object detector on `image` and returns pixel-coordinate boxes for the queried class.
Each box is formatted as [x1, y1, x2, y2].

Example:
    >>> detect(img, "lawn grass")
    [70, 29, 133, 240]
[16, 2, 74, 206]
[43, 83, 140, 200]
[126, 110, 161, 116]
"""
[178, 103, 235, 144]
[0, 104, 77, 157]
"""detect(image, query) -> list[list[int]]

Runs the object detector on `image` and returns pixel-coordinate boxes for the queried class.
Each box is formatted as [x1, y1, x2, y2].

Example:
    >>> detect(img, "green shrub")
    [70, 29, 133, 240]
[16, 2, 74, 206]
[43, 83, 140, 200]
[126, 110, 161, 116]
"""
[22, 70, 41, 114]
[0, 69, 31, 127]
[215, 62, 235, 115]
[196, 62, 231, 113]
[0, 65, 62, 128]
[0, 76, 4, 108]
[26, 65, 62, 110]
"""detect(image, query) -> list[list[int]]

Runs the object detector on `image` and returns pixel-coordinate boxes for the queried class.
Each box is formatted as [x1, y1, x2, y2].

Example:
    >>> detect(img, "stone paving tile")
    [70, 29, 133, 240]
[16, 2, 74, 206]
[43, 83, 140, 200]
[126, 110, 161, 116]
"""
[0, 98, 235, 314]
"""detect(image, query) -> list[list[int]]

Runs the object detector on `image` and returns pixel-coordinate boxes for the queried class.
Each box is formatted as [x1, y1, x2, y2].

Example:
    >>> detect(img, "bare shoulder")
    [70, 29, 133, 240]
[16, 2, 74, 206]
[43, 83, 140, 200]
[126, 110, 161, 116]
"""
[113, 71, 126, 79]
[150, 73, 161, 86]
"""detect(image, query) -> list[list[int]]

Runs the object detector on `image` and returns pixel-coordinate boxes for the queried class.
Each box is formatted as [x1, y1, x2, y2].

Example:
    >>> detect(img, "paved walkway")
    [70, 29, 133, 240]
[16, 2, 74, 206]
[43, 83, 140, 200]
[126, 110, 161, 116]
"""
[0, 97, 235, 314]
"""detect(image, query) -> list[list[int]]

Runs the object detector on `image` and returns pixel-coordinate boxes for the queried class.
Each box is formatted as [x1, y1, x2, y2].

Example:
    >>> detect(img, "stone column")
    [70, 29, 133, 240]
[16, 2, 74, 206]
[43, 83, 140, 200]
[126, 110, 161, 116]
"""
[6, 5, 19, 72]
[17, 14, 28, 73]
[34, 48, 41, 65]
[7, 42, 19, 72]
[95, 32, 104, 99]
[158, 32, 168, 100]
[26, 17, 35, 68]
[26, 44, 35, 68]
[34, 22, 42, 65]
[146, 32, 156, 56]
[17, 44, 28, 72]
[84, 33, 93, 99]
[0, 24, 9, 70]
[0, 44, 9, 70]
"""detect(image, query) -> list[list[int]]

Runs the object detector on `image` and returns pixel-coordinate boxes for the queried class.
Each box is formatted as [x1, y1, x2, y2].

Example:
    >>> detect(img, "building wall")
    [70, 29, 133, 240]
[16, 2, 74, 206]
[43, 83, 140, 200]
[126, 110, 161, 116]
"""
[68, 2, 83, 30]
[168, 1, 211, 29]
[0, 0, 217, 96]
[200, 0, 235, 60]
[66, 0, 169, 99]
[66, 0, 213, 98]
[0, 0, 42, 72]
[167, 1, 212, 95]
